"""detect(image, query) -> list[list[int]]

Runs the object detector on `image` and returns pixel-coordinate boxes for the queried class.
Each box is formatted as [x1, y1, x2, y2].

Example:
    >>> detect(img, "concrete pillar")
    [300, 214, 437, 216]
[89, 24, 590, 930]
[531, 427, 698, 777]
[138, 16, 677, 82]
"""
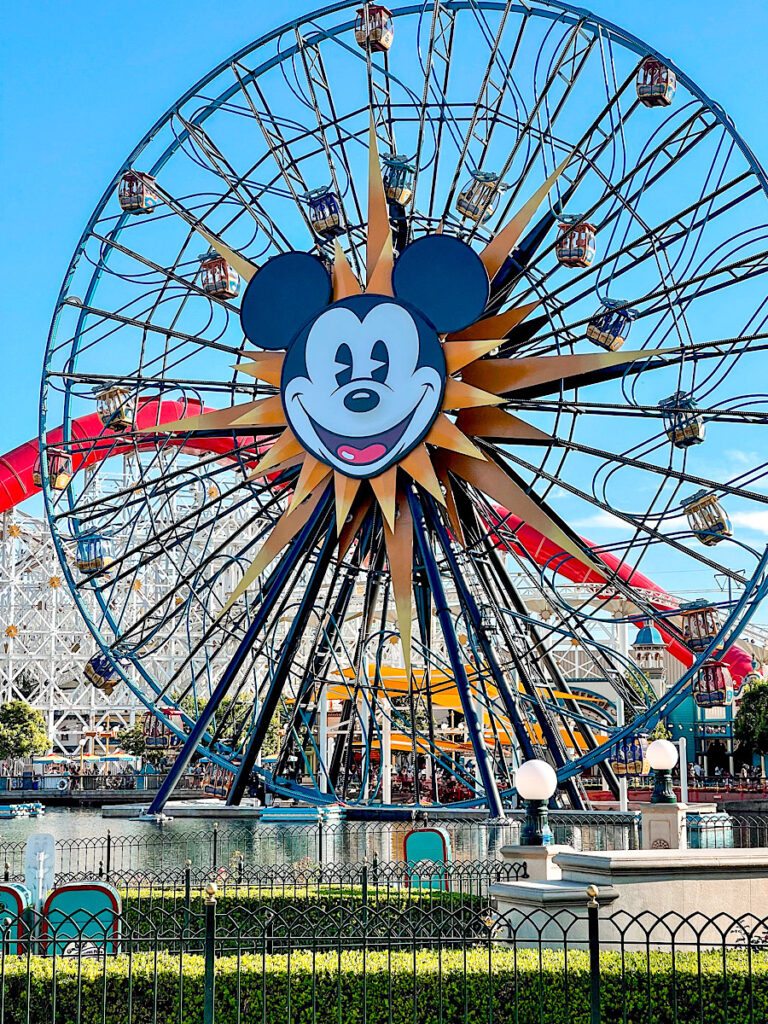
[501, 844, 574, 881]
[640, 803, 688, 850]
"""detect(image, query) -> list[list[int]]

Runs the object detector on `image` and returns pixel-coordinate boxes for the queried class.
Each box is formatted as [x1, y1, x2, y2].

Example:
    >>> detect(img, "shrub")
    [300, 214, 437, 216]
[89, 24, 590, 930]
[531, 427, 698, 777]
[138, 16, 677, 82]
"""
[0, 946, 765, 1024]
[119, 885, 484, 947]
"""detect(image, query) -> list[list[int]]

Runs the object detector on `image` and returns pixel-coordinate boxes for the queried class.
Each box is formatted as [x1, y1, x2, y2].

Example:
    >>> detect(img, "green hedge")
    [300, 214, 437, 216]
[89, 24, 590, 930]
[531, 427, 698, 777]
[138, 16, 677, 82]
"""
[120, 886, 482, 945]
[1, 947, 766, 1023]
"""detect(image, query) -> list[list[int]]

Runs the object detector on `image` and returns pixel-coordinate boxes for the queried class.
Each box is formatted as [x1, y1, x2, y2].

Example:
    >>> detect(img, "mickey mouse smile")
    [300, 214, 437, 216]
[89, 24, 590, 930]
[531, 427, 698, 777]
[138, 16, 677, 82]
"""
[309, 406, 418, 466]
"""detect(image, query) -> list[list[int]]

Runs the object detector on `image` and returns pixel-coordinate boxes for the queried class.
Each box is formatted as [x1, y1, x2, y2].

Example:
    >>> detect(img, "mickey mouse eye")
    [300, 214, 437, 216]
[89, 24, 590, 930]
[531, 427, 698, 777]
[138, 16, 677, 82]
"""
[371, 339, 389, 384]
[334, 343, 353, 387]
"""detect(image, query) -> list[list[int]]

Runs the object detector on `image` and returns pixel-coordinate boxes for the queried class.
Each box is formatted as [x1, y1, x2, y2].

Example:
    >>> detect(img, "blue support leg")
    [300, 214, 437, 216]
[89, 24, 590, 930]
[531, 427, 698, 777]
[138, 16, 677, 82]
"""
[146, 487, 333, 815]
[408, 488, 505, 819]
[423, 495, 539, 765]
[226, 509, 338, 805]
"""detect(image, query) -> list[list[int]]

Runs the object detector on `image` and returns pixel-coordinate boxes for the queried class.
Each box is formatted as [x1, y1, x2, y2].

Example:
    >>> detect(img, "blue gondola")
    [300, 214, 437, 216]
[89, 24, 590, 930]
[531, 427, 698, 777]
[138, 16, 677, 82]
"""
[83, 654, 119, 696]
[680, 599, 719, 653]
[659, 392, 706, 448]
[382, 154, 415, 206]
[585, 298, 639, 351]
[305, 187, 344, 239]
[456, 171, 506, 224]
[682, 490, 732, 546]
[75, 535, 113, 575]
[609, 733, 649, 777]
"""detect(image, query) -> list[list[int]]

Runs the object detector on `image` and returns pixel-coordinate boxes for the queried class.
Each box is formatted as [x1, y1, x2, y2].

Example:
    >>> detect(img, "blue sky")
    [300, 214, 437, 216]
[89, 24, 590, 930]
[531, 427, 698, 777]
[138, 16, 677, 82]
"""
[2, 0, 767, 456]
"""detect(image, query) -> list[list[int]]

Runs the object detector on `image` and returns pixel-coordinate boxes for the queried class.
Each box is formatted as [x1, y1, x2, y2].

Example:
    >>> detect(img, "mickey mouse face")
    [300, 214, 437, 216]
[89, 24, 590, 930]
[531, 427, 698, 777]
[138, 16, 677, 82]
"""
[283, 295, 444, 477]
[239, 234, 489, 481]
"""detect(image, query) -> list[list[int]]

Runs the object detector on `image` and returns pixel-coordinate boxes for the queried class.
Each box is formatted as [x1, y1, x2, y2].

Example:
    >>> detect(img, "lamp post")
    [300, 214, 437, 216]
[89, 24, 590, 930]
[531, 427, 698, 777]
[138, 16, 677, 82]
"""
[516, 759, 557, 846]
[648, 738, 678, 804]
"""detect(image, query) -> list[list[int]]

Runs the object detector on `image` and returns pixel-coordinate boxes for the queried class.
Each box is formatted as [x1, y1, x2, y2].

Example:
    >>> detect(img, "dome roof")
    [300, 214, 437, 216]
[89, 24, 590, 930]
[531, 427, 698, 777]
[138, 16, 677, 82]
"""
[633, 622, 664, 648]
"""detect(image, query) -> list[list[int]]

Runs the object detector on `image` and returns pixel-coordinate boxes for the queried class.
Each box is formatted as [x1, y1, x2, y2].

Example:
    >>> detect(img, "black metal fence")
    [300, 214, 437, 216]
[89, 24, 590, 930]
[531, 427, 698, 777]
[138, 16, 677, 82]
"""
[0, 887, 765, 1023]
[113, 857, 528, 902]
[0, 812, 643, 881]
[1, 811, 766, 883]
[688, 811, 768, 849]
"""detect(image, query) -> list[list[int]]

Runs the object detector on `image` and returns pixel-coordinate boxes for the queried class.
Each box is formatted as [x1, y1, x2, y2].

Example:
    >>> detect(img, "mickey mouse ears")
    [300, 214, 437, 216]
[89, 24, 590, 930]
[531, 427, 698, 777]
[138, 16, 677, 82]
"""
[239, 235, 489, 350]
[240, 252, 332, 352]
[392, 235, 488, 334]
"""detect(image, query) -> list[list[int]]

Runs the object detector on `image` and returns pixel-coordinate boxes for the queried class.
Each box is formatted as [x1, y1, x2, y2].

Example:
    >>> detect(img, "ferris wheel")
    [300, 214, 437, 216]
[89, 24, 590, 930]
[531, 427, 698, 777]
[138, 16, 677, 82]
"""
[39, 1, 768, 816]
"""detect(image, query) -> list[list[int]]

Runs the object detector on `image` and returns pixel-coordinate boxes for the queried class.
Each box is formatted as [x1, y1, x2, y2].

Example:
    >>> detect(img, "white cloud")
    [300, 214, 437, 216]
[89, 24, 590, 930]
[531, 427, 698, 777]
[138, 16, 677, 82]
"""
[726, 449, 760, 467]
[730, 510, 768, 535]
[570, 511, 625, 530]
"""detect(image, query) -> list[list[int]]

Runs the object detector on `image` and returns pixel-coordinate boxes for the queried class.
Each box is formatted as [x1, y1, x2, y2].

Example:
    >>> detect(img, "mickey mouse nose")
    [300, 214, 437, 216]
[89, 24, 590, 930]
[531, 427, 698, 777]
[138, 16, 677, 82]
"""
[344, 388, 380, 413]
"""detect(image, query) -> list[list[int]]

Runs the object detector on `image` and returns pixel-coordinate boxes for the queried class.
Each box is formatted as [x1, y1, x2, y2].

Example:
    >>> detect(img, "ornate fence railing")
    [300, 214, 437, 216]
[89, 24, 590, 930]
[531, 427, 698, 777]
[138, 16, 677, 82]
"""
[0, 888, 765, 1023]
[0, 811, 643, 880]
[1, 810, 766, 882]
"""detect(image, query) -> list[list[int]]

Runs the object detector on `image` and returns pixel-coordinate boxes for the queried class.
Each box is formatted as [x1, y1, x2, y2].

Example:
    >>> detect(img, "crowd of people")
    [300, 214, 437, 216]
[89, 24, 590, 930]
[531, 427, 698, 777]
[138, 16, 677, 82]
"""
[689, 762, 765, 791]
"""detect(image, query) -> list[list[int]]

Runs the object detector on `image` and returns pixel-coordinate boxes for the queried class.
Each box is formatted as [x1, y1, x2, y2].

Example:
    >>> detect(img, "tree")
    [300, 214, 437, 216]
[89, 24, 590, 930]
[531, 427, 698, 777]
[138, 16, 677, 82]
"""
[114, 723, 167, 767]
[735, 680, 768, 756]
[0, 701, 49, 759]
[177, 694, 281, 756]
[648, 720, 672, 741]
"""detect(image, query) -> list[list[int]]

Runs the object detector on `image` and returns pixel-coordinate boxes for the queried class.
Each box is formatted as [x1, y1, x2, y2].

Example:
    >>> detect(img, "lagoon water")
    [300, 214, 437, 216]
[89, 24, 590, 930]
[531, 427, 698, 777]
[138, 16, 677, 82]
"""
[0, 807, 634, 878]
[0, 807, 521, 876]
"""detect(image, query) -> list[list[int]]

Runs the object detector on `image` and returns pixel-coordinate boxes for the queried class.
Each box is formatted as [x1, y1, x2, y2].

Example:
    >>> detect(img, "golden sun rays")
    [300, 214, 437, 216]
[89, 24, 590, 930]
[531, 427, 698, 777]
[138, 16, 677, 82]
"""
[149, 124, 630, 657]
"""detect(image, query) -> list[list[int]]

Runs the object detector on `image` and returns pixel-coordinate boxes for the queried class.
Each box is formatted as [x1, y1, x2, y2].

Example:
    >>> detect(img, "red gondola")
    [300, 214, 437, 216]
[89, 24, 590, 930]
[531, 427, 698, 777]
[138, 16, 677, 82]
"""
[32, 447, 72, 491]
[555, 217, 596, 268]
[199, 252, 240, 299]
[693, 659, 733, 708]
[636, 57, 677, 108]
[143, 709, 186, 750]
[118, 171, 158, 215]
[354, 5, 394, 52]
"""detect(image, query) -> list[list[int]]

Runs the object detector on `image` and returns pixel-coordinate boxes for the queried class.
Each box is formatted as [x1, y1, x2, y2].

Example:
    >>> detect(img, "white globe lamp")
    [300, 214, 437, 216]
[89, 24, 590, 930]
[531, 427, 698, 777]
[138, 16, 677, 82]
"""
[516, 759, 558, 846]
[647, 738, 679, 804]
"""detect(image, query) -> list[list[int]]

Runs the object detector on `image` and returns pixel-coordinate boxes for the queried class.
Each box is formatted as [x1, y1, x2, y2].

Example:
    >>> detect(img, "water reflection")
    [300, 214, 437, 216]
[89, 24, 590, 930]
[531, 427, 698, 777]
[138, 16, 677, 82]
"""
[0, 808, 640, 877]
